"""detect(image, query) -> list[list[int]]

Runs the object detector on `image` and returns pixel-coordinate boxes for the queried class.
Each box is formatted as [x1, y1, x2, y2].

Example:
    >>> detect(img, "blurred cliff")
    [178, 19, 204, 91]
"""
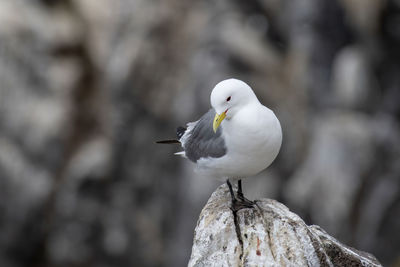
[0, 0, 399, 266]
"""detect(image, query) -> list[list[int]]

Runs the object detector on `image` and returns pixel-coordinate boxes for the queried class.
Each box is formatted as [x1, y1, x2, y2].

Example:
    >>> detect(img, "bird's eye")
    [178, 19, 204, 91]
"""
[226, 96, 231, 102]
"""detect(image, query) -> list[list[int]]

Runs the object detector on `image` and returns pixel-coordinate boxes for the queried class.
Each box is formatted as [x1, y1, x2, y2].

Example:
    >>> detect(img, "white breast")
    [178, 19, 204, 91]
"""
[196, 104, 282, 181]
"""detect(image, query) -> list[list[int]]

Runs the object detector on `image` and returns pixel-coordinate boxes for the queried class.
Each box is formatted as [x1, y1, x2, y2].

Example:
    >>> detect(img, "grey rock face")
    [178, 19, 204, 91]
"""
[189, 184, 381, 267]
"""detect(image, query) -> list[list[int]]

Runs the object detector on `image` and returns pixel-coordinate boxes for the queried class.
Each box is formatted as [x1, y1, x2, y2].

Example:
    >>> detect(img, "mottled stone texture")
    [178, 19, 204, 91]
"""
[189, 185, 381, 267]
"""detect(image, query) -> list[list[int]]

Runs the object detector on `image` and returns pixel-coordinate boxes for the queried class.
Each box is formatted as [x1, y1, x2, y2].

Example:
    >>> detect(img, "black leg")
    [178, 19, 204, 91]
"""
[226, 179, 254, 211]
[237, 179, 243, 194]
[226, 179, 236, 203]
[237, 179, 244, 199]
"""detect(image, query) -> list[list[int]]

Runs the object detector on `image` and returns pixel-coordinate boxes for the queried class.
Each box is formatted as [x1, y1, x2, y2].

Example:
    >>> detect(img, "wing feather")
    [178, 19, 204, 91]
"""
[179, 109, 227, 162]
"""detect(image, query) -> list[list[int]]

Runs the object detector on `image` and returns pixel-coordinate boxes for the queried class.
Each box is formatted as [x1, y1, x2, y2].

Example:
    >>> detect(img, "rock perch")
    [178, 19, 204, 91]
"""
[189, 184, 381, 267]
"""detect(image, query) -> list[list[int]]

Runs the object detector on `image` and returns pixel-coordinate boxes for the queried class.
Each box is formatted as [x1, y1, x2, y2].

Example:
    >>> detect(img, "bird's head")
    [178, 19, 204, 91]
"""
[210, 79, 258, 132]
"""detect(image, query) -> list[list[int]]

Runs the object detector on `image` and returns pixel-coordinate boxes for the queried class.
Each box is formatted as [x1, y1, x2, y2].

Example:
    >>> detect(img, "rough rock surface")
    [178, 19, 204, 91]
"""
[189, 184, 382, 267]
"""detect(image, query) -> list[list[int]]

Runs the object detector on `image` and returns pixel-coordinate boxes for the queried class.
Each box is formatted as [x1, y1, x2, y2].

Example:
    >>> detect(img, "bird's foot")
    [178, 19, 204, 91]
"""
[230, 196, 255, 212]
[237, 191, 254, 205]
[226, 179, 255, 211]
[232, 190, 255, 211]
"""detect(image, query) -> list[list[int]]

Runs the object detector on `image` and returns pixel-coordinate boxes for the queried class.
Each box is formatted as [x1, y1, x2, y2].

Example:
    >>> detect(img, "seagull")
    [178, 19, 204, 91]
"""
[157, 79, 282, 210]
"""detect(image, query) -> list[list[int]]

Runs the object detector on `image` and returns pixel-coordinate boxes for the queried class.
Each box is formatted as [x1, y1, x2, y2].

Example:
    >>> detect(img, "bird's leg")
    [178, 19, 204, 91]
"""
[226, 179, 236, 203]
[226, 179, 254, 211]
[236, 179, 255, 206]
[237, 179, 244, 199]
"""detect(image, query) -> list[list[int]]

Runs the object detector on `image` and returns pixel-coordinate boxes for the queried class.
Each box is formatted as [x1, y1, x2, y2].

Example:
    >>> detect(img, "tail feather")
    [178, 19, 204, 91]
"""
[156, 126, 186, 144]
[155, 139, 181, 144]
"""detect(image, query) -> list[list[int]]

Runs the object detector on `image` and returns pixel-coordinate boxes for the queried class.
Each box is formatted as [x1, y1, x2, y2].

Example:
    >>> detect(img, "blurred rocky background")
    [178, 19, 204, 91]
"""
[0, 0, 399, 266]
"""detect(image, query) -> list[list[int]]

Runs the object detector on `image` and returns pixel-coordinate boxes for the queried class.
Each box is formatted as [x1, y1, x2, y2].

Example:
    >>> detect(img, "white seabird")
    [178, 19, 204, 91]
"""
[158, 78, 282, 209]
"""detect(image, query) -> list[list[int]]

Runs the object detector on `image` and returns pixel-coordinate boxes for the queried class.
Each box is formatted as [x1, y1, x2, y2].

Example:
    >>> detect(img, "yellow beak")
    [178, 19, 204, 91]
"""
[213, 111, 227, 133]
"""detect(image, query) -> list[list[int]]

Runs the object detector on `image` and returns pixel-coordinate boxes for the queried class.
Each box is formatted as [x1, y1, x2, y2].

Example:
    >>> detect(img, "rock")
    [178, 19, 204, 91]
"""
[189, 184, 381, 267]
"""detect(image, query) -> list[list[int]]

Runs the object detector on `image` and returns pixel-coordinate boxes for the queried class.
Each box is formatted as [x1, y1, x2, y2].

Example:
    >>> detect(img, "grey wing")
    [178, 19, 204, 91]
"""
[181, 109, 227, 162]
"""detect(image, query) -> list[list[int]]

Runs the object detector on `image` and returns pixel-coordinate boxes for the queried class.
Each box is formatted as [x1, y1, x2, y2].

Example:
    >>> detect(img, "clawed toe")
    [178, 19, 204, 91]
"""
[231, 190, 255, 212]
[226, 179, 255, 212]
[237, 192, 252, 203]
[230, 197, 255, 212]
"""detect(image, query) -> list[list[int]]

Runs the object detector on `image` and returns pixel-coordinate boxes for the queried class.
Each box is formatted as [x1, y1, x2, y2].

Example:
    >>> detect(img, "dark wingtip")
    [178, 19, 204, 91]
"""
[155, 139, 181, 144]
[177, 126, 186, 139]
